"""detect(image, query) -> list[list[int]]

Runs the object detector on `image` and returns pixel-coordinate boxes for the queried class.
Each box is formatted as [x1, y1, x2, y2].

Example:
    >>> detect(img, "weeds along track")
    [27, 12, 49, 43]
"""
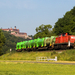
[20, 49, 75, 53]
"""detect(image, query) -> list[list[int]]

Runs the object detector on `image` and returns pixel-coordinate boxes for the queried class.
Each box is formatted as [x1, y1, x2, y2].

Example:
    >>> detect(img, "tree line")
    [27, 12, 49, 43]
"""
[34, 6, 75, 38]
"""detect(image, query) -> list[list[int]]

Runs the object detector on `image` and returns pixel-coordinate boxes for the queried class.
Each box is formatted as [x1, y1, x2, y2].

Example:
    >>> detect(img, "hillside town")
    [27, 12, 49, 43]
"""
[1, 26, 32, 39]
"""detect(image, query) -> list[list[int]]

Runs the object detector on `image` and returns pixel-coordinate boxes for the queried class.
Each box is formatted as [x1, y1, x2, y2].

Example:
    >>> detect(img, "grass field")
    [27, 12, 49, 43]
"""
[0, 51, 55, 60]
[0, 49, 75, 61]
[0, 50, 75, 75]
[0, 62, 75, 75]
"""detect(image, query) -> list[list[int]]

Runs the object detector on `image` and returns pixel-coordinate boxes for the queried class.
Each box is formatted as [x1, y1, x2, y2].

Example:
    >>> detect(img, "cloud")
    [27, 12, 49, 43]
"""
[0, 0, 36, 9]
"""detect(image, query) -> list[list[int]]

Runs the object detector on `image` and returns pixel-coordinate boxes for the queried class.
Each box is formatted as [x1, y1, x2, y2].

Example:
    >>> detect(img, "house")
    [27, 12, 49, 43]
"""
[1, 26, 32, 39]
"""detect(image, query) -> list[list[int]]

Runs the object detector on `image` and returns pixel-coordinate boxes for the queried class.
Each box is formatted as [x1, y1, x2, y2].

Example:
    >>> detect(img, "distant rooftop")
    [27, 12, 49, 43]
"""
[1, 26, 32, 39]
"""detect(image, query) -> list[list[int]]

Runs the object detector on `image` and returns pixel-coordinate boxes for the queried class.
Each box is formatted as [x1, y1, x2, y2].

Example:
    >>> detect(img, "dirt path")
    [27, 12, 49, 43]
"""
[0, 60, 75, 65]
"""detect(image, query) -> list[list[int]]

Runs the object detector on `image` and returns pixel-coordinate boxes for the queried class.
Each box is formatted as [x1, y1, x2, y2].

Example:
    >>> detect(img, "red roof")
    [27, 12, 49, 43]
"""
[2, 28, 27, 35]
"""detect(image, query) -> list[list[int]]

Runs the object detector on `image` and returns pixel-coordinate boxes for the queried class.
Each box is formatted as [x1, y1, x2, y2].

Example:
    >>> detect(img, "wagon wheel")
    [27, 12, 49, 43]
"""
[64, 45, 67, 50]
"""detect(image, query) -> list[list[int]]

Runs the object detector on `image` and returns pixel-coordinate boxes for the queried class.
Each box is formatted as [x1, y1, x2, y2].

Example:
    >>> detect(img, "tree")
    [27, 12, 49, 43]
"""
[1, 30, 31, 54]
[54, 6, 75, 35]
[34, 24, 53, 39]
[0, 29, 5, 55]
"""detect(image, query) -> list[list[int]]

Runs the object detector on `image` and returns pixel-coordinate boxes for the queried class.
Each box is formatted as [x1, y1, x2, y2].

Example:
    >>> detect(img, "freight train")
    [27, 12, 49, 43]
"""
[16, 33, 75, 51]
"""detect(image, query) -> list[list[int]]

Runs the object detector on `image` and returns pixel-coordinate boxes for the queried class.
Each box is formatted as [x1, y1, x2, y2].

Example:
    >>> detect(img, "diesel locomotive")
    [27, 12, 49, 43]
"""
[16, 33, 75, 51]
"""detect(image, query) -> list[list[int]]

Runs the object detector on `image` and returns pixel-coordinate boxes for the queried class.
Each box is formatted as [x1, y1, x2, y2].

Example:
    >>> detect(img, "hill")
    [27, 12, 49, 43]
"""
[0, 49, 75, 61]
[1, 30, 32, 54]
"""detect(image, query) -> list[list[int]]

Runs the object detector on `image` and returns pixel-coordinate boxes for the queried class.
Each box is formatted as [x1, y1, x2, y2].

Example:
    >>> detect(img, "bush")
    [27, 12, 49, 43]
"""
[51, 50, 57, 55]
[1, 30, 31, 54]
[68, 56, 75, 61]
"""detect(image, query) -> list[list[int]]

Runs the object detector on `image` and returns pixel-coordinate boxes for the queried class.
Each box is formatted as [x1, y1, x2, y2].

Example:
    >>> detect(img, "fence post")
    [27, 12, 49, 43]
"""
[55, 56, 57, 61]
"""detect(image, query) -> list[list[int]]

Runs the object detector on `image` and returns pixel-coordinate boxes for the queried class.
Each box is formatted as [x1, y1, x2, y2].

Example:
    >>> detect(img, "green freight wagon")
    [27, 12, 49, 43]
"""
[22, 41, 27, 49]
[29, 40, 33, 48]
[50, 36, 57, 44]
[25, 41, 29, 48]
[29, 39, 37, 48]
[36, 38, 45, 47]
[16, 42, 23, 51]
[16, 42, 19, 50]
[33, 39, 37, 47]
[16, 36, 57, 51]
[43, 36, 57, 49]
[48, 36, 57, 49]
[44, 37, 50, 47]
[27, 40, 31, 48]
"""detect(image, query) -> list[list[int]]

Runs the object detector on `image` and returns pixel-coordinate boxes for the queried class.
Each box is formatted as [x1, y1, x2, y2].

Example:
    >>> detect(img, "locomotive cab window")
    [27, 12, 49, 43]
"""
[59, 33, 71, 37]
[62, 33, 65, 36]
[59, 35, 61, 37]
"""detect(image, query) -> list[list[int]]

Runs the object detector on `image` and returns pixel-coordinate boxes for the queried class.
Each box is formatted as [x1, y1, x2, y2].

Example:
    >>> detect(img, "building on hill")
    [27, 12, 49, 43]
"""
[1, 26, 32, 39]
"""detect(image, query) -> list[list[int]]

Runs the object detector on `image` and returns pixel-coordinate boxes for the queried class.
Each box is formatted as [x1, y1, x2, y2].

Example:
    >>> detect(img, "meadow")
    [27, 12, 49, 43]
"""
[0, 62, 75, 75]
[0, 49, 75, 61]
[0, 50, 75, 75]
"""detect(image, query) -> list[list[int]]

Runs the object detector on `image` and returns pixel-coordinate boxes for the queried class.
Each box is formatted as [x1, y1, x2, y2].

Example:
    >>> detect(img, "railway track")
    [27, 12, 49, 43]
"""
[22, 49, 75, 53]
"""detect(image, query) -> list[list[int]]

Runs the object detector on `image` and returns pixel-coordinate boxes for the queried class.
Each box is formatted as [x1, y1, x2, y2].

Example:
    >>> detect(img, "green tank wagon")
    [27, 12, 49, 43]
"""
[16, 36, 57, 51]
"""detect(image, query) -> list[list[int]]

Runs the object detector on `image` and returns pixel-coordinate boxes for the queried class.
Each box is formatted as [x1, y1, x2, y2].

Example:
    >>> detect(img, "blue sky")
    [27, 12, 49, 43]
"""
[0, 0, 75, 35]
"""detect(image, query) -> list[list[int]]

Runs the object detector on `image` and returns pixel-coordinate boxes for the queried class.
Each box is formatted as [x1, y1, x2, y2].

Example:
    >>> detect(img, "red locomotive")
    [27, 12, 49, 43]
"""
[54, 33, 75, 49]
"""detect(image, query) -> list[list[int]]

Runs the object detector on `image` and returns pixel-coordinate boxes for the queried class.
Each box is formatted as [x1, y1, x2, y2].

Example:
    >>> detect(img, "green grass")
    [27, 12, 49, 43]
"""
[0, 49, 75, 61]
[57, 49, 75, 61]
[0, 62, 75, 75]
[0, 51, 53, 60]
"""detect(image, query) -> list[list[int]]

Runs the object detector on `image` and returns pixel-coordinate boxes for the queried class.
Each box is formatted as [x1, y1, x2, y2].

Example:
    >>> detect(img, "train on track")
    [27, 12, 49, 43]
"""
[16, 33, 75, 51]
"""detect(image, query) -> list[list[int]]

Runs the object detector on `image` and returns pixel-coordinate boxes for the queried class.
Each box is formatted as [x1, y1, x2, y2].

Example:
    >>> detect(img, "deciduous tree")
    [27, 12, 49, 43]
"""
[54, 6, 75, 35]
[34, 24, 53, 38]
[0, 29, 5, 55]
